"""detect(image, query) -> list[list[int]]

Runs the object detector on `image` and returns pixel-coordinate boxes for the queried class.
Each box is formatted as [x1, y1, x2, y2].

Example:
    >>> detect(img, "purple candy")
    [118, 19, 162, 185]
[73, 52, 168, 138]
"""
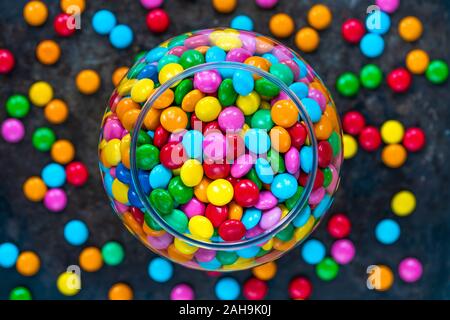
[272, 45, 293, 61]
[147, 232, 173, 250]
[245, 225, 264, 239]
[194, 70, 222, 93]
[44, 188, 67, 212]
[255, 191, 278, 210]
[285, 147, 300, 174]
[184, 34, 209, 49]
[194, 248, 216, 262]
[218, 106, 245, 132]
[308, 187, 325, 205]
[168, 46, 188, 57]
[226, 48, 252, 63]
[259, 207, 282, 230]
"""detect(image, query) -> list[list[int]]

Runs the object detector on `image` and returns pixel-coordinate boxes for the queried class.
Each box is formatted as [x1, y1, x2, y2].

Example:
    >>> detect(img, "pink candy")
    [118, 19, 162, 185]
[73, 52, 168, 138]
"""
[170, 283, 195, 300]
[285, 147, 300, 174]
[103, 119, 124, 141]
[203, 131, 226, 161]
[140, 0, 164, 9]
[231, 154, 254, 178]
[398, 257, 423, 283]
[194, 70, 221, 93]
[255, 0, 278, 9]
[194, 248, 216, 262]
[375, 0, 400, 13]
[148, 232, 173, 250]
[43, 188, 67, 212]
[226, 48, 252, 63]
[168, 46, 188, 57]
[1, 118, 25, 143]
[255, 191, 278, 210]
[181, 198, 205, 218]
[331, 239, 355, 264]
[308, 88, 327, 112]
[218, 106, 244, 132]
[308, 187, 325, 205]
[259, 207, 282, 230]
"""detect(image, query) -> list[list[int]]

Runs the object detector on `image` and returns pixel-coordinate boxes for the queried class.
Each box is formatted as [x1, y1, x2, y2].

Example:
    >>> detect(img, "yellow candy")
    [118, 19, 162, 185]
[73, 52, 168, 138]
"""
[159, 63, 184, 88]
[294, 215, 315, 241]
[206, 179, 234, 206]
[195, 96, 222, 122]
[57, 272, 81, 296]
[406, 49, 429, 75]
[104, 139, 122, 166]
[112, 179, 129, 204]
[236, 91, 260, 115]
[210, 30, 242, 51]
[343, 134, 357, 159]
[280, 204, 289, 218]
[29, 81, 53, 107]
[174, 237, 198, 255]
[381, 120, 404, 144]
[188, 216, 214, 239]
[130, 79, 154, 103]
[260, 100, 271, 110]
[180, 159, 203, 187]
[117, 79, 138, 96]
[261, 238, 274, 251]
[391, 190, 416, 217]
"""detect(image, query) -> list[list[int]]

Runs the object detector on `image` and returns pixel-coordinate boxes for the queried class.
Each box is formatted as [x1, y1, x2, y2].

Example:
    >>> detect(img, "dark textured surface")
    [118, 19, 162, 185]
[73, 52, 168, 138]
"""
[0, 0, 449, 300]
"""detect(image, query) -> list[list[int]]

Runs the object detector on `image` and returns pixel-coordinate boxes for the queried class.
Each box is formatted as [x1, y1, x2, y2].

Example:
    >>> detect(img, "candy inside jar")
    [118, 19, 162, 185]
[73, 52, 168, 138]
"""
[99, 28, 343, 271]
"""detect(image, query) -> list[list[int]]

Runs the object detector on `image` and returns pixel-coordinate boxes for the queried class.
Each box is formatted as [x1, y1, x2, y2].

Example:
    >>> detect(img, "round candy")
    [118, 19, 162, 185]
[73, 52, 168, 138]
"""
[23, 176, 47, 202]
[289, 276, 312, 300]
[360, 33, 384, 58]
[387, 68, 412, 93]
[44, 99, 69, 124]
[245, 128, 270, 154]
[327, 213, 351, 239]
[301, 239, 325, 265]
[269, 13, 294, 38]
[1, 118, 25, 143]
[381, 120, 404, 144]
[112, 66, 129, 87]
[295, 27, 320, 53]
[110, 24, 134, 49]
[406, 49, 429, 75]
[60, 0, 86, 13]
[189, 215, 214, 239]
[382, 144, 407, 168]
[102, 241, 124, 266]
[336, 72, 359, 97]
[29, 81, 53, 107]
[376, 0, 400, 13]
[218, 219, 246, 241]
[0, 242, 19, 268]
[6, 94, 30, 118]
[367, 265, 393, 291]
[79, 246, 103, 272]
[375, 218, 400, 245]
[398, 16, 423, 42]
[207, 179, 234, 206]
[330, 239, 355, 265]
[243, 278, 268, 300]
[181, 159, 204, 187]
[360, 64, 382, 89]
[51, 139, 75, 164]
[76, 69, 101, 95]
[170, 283, 195, 300]
[212, 0, 237, 13]
[57, 272, 81, 296]
[215, 277, 240, 300]
[54, 13, 76, 37]
[109, 283, 133, 300]
[341, 18, 365, 44]
[342, 134, 357, 159]
[366, 10, 390, 35]
[148, 257, 173, 282]
[16, 251, 40, 276]
[92, 10, 117, 35]
[426, 60, 449, 84]
[64, 220, 88, 246]
[252, 261, 277, 281]
[342, 111, 365, 135]
[391, 190, 416, 217]
[316, 257, 339, 281]
[44, 188, 67, 212]
[358, 126, 381, 152]
[0, 49, 15, 74]
[271, 173, 297, 200]
[271, 99, 298, 128]
[42, 163, 66, 187]
[66, 161, 89, 186]
[398, 257, 423, 283]
[9, 287, 32, 300]
[255, 0, 278, 9]
[23, 0, 48, 26]
[146, 9, 170, 33]
[307, 4, 332, 30]
[231, 15, 254, 31]
[36, 40, 61, 65]
[402, 127, 425, 152]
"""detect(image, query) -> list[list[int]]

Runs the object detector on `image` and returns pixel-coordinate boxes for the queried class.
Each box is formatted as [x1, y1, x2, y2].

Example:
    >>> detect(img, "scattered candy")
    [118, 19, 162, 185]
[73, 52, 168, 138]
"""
[29, 81, 53, 107]
[64, 220, 89, 245]
[212, 0, 237, 14]
[358, 126, 381, 152]
[391, 190, 416, 217]
[171, 283, 195, 300]
[60, 0, 86, 13]
[425, 60, 449, 84]
[9, 286, 32, 300]
[109, 24, 134, 49]
[43, 188, 67, 212]
[343, 134, 358, 159]
[76, 69, 101, 94]
[307, 4, 332, 31]
[54, 13, 76, 37]
[331, 239, 355, 265]
[269, 13, 295, 38]
[66, 161, 89, 186]
[243, 277, 268, 300]
[51, 139, 75, 164]
[360, 64, 383, 89]
[45, 99, 69, 124]
[36, 40, 61, 65]
[146, 8, 170, 33]
[42, 163, 66, 188]
[1, 118, 25, 143]
[382, 144, 407, 168]
[23, 176, 47, 202]
[366, 10, 390, 35]
[376, 0, 400, 14]
[375, 218, 400, 245]
[402, 127, 425, 152]
[406, 49, 429, 75]
[336, 72, 360, 97]
[0, 242, 19, 268]
[6, 94, 30, 118]
[57, 271, 81, 296]
[231, 15, 254, 31]
[0, 49, 15, 74]
[341, 18, 365, 44]
[141, 0, 164, 10]
[102, 241, 124, 266]
[367, 264, 393, 291]
[398, 257, 423, 283]
[79, 246, 103, 272]
[327, 213, 351, 239]
[387, 68, 412, 93]
[92, 10, 117, 35]
[23, 1, 48, 27]
[148, 257, 173, 282]
[360, 33, 384, 58]
[215, 277, 240, 300]
[398, 16, 423, 42]
[295, 27, 320, 53]
[16, 251, 40, 276]
[289, 276, 312, 300]
[381, 120, 404, 144]
[108, 283, 133, 300]
[301, 239, 326, 265]
[252, 261, 277, 281]
[255, 0, 278, 9]
[316, 257, 339, 281]
[342, 111, 365, 136]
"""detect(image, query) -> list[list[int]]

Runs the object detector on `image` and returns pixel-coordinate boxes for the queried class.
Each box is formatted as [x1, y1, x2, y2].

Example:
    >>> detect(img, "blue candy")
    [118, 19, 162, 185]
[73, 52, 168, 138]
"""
[64, 220, 89, 246]
[271, 173, 297, 200]
[255, 157, 274, 184]
[109, 24, 133, 49]
[205, 46, 226, 63]
[293, 58, 308, 78]
[157, 54, 180, 71]
[104, 173, 114, 197]
[128, 186, 143, 208]
[366, 11, 391, 35]
[375, 219, 400, 244]
[42, 163, 66, 188]
[293, 205, 311, 227]
[146, 47, 168, 63]
[148, 257, 173, 283]
[244, 129, 270, 154]
[236, 246, 260, 258]
[300, 146, 313, 173]
[137, 64, 158, 81]
[0, 242, 19, 268]
[289, 82, 309, 99]
[360, 33, 385, 58]
[242, 208, 262, 230]
[215, 277, 240, 300]
[301, 239, 325, 265]
[230, 15, 254, 31]
[262, 53, 278, 64]
[92, 10, 117, 35]
[116, 163, 131, 184]
[233, 70, 254, 96]
[302, 98, 322, 123]
[182, 130, 203, 160]
[138, 170, 151, 194]
[149, 164, 172, 189]
[198, 257, 222, 270]
[313, 194, 332, 218]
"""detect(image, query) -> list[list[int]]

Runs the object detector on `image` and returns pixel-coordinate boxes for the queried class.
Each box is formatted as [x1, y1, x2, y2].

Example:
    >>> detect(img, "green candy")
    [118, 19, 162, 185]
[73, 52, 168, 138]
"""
[101, 241, 124, 266]
[9, 287, 32, 300]
[218, 79, 238, 107]
[285, 186, 304, 210]
[179, 49, 205, 69]
[267, 149, 285, 174]
[128, 62, 146, 79]
[168, 176, 193, 204]
[322, 167, 332, 188]
[136, 130, 152, 146]
[360, 64, 383, 89]
[133, 51, 147, 63]
[251, 109, 274, 130]
[216, 251, 238, 265]
[426, 60, 449, 84]
[316, 257, 339, 281]
[144, 211, 163, 230]
[275, 224, 294, 242]
[136, 144, 159, 170]
[328, 131, 341, 157]
[269, 63, 294, 86]
[246, 168, 262, 190]
[149, 189, 174, 215]
[336, 72, 360, 97]
[158, 54, 180, 71]
[32, 127, 56, 152]
[255, 78, 281, 98]
[174, 79, 193, 105]
[6, 94, 30, 118]
[168, 35, 189, 48]
[164, 209, 188, 233]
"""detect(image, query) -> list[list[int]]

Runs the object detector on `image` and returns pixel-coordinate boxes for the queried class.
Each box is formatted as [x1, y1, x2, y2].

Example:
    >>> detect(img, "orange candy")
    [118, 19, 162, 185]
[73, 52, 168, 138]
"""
[79, 247, 103, 272]
[112, 67, 129, 87]
[194, 177, 211, 203]
[255, 36, 274, 54]
[194, 46, 210, 55]
[23, 1, 48, 26]
[152, 88, 174, 109]
[36, 40, 61, 65]
[270, 126, 291, 153]
[314, 115, 333, 140]
[367, 265, 394, 291]
[295, 27, 320, 53]
[121, 108, 141, 131]
[143, 107, 162, 130]
[108, 283, 133, 300]
[160, 106, 188, 132]
[16, 251, 41, 276]
[252, 261, 277, 281]
[76, 69, 101, 95]
[228, 201, 243, 220]
[269, 13, 295, 38]
[167, 244, 194, 263]
[181, 89, 204, 112]
[61, 0, 86, 13]
[381, 144, 407, 168]
[271, 100, 298, 128]
[122, 211, 145, 238]
[51, 139, 75, 164]
[116, 98, 139, 121]
[245, 56, 272, 79]
[23, 176, 47, 202]
[211, 0, 236, 13]
[44, 99, 69, 124]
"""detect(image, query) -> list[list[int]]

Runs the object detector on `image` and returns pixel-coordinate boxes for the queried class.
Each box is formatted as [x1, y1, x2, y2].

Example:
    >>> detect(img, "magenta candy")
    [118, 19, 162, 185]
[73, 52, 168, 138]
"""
[147, 232, 173, 250]
[169, 129, 187, 143]
[203, 131, 226, 161]
[308, 187, 325, 205]
[218, 106, 245, 132]
[1, 118, 25, 143]
[43, 188, 67, 212]
[308, 88, 327, 112]
[114, 200, 129, 213]
[170, 283, 195, 300]
[285, 147, 300, 174]
[255, 0, 278, 9]
[109, 167, 116, 178]
[255, 191, 278, 210]
[194, 70, 222, 93]
[140, 0, 164, 9]
[103, 119, 124, 141]
[240, 33, 256, 54]
[184, 34, 209, 49]
[226, 48, 252, 63]
[181, 198, 206, 218]
[194, 248, 216, 262]
[168, 46, 188, 57]
[245, 225, 264, 238]
[398, 257, 423, 283]
[259, 207, 281, 230]
[325, 164, 338, 194]
[231, 154, 254, 178]
[375, 0, 400, 13]
[331, 239, 355, 265]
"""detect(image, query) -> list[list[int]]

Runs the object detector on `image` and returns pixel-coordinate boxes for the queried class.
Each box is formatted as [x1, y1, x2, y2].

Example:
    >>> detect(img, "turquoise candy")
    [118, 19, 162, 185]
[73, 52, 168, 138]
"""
[244, 129, 271, 154]
[149, 164, 172, 189]
[241, 208, 262, 230]
[157, 54, 180, 71]
[232, 70, 254, 96]
[251, 109, 273, 130]
[149, 189, 174, 215]
[255, 158, 274, 184]
[136, 144, 160, 170]
[218, 78, 238, 107]
[300, 146, 313, 173]
[174, 79, 193, 105]
[168, 34, 188, 48]
[269, 63, 294, 86]
[271, 173, 298, 200]
[216, 251, 239, 265]
[164, 209, 189, 233]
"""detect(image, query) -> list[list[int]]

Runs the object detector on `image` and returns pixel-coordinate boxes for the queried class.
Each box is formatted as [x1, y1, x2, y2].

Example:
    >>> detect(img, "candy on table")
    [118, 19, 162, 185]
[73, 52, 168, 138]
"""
[360, 64, 383, 89]
[215, 277, 240, 300]
[109, 24, 134, 49]
[391, 190, 416, 217]
[146, 8, 170, 33]
[398, 16, 423, 42]
[342, 111, 365, 136]
[112, 66, 129, 87]
[366, 10, 391, 35]
[54, 13, 76, 37]
[243, 277, 268, 300]
[29, 81, 53, 107]
[101, 241, 125, 266]
[295, 27, 320, 53]
[57, 271, 81, 296]
[64, 219, 89, 246]
[425, 60, 449, 85]
[65, 161, 89, 186]
[269, 13, 295, 38]
[375, 218, 400, 245]
[51, 139, 75, 164]
[23, 176, 47, 202]
[9, 286, 32, 300]
[79, 246, 103, 272]
[212, 0, 237, 13]
[252, 261, 277, 280]
[381, 144, 407, 168]
[141, 0, 164, 10]
[406, 49, 429, 75]
[307, 4, 332, 31]
[16, 251, 41, 276]
[60, 0, 86, 13]
[0, 242, 19, 268]
[170, 283, 195, 300]
[76, 69, 101, 94]
[316, 257, 339, 281]
[42, 163, 66, 188]
[398, 257, 423, 283]
[341, 18, 365, 44]
[92, 10, 117, 35]
[109, 283, 134, 300]
[336, 72, 360, 97]
[402, 127, 425, 152]
[1, 118, 25, 143]
[301, 239, 326, 265]
[358, 126, 381, 152]
[387, 67, 412, 93]
[360, 33, 385, 58]
[6, 94, 30, 118]
[0, 49, 15, 74]
[376, 0, 400, 14]
[23, 0, 48, 27]
[367, 264, 394, 291]
[148, 257, 173, 282]
[231, 15, 254, 31]
[327, 213, 351, 239]
[45, 99, 69, 124]
[343, 134, 358, 159]
[288, 276, 312, 300]
[331, 239, 355, 265]
[36, 40, 61, 65]
[255, 0, 278, 9]
[381, 120, 404, 144]
[44, 188, 67, 212]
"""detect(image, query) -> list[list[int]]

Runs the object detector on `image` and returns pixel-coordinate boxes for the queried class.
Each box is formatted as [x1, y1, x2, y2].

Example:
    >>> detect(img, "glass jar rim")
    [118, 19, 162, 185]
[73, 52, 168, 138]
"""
[129, 61, 318, 250]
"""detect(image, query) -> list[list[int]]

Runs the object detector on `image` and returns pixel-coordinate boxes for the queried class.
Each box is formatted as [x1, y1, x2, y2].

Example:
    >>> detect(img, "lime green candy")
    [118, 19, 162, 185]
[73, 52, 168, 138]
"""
[168, 176, 193, 205]
[270, 63, 294, 86]
[322, 167, 332, 188]
[179, 50, 205, 69]
[164, 209, 188, 233]
[275, 223, 294, 241]
[426, 60, 449, 84]
[144, 211, 163, 230]
[245, 168, 262, 190]
[316, 257, 339, 281]
[216, 251, 239, 265]
[32, 127, 56, 152]
[336, 72, 360, 97]
[9, 287, 32, 300]
[267, 149, 285, 174]
[251, 109, 274, 130]
[136, 129, 152, 146]
[175, 79, 193, 105]
[218, 78, 238, 107]
[149, 189, 174, 215]
[285, 186, 304, 210]
[255, 78, 280, 98]
[101, 241, 124, 266]
[328, 131, 341, 157]
[136, 144, 160, 170]
[360, 64, 383, 89]
[6, 94, 30, 118]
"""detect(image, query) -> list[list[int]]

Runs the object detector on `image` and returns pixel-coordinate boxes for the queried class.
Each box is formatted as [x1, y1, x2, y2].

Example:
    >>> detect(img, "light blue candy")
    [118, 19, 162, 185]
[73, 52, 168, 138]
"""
[244, 129, 270, 154]
[148, 257, 173, 283]
[366, 11, 391, 35]
[293, 205, 311, 227]
[104, 173, 114, 197]
[92, 10, 117, 35]
[301, 239, 325, 265]
[137, 64, 158, 81]
[205, 46, 226, 63]
[302, 98, 322, 123]
[233, 70, 254, 96]
[262, 53, 278, 64]
[313, 194, 332, 218]
[360, 33, 385, 58]
[149, 164, 172, 189]
[242, 208, 262, 230]
[230, 15, 254, 31]
[375, 219, 400, 244]
[64, 220, 89, 246]
[146, 47, 168, 63]
[199, 257, 222, 270]
[42, 163, 66, 188]
[182, 130, 203, 160]
[215, 277, 240, 300]
[293, 58, 308, 79]
[237, 246, 260, 258]
[289, 82, 309, 99]
[271, 173, 297, 200]
[109, 24, 133, 49]
[157, 54, 180, 71]
[0, 242, 19, 268]
[255, 158, 274, 184]
[300, 146, 313, 173]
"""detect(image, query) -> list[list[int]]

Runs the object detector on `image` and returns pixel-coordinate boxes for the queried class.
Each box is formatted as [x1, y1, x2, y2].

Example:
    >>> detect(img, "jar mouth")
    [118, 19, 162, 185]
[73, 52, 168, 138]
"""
[129, 61, 318, 250]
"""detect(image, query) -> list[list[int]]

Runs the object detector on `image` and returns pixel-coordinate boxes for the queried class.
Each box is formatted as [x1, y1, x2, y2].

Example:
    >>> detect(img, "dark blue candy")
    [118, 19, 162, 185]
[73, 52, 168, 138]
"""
[116, 163, 131, 184]
[137, 64, 158, 82]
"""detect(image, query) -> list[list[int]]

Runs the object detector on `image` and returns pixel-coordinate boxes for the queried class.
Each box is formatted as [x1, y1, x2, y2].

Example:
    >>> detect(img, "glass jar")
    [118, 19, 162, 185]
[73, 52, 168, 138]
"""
[99, 28, 343, 271]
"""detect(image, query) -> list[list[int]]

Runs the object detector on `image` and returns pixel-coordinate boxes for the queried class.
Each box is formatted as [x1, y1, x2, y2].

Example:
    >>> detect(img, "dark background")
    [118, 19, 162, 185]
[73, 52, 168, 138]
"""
[0, 0, 449, 300]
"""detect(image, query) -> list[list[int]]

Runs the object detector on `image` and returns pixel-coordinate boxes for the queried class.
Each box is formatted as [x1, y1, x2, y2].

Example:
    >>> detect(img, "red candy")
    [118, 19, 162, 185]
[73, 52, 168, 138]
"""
[318, 141, 332, 168]
[0, 49, 15, 74]
[233, 179, 259, 207]
[153, 125, 170, 148]
[243, 278, 268, 300]
[218, 219, 246, 241]
[65, 161, 89, 186]
[190, 114, 202, 130]
[327, 213, 351, 239]
[288, 122, 307, 149]
[160, 141, 186, 169]
[130, 206, 145, 225]
[358, 126, 381, 152]
[299, 169, 324, 190]
[146, 9, 170, 33]
[341, 18, 365, 44]
[342, 111, 366, 136]
[402, 127, 425, 152]
[203, 162, 231, 180]
[226, 133, 245, 161]
[289, 276, 312, 300]
[54, 13, 76, 37]
[203, 121, 221, 135]
[205, 204, 228, 228]
[387, 68, 412, 93]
